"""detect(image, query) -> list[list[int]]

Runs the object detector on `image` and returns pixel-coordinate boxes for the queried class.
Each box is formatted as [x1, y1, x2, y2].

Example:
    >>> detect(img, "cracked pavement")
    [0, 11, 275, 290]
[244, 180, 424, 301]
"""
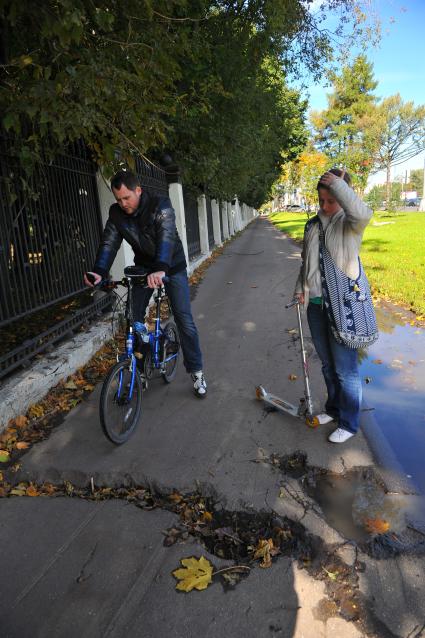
[1, 218, 425, 638]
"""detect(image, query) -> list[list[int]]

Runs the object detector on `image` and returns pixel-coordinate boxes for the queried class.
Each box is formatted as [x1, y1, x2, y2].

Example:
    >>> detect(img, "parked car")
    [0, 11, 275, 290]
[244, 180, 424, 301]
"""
[407, 198, 420, 207]
[285, 204, 305, 212]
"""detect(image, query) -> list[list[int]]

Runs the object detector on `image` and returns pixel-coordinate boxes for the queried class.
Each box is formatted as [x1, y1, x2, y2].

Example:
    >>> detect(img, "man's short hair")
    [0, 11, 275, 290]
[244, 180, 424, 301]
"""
[111, 170, 141, 192]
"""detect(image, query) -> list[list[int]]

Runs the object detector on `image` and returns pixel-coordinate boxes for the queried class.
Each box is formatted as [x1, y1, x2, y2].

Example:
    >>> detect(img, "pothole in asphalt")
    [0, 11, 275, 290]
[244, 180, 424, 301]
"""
[273, 452, 425, 559]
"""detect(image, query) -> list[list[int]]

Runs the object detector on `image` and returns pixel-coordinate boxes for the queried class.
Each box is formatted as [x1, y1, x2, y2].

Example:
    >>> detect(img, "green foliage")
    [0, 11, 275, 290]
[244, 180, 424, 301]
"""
[310, 55, 379, 191]
[1, 1, 380, 205]
[409, 169, 424, 197]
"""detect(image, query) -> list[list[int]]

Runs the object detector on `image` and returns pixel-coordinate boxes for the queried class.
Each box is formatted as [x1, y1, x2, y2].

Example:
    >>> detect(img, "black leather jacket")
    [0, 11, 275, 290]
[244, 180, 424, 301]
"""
[93, 190, 187, 278]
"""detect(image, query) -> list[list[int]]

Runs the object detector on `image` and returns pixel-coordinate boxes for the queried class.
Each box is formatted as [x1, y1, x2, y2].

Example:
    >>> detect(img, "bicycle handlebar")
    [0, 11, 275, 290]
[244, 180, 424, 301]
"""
[85, 272, 169, 291]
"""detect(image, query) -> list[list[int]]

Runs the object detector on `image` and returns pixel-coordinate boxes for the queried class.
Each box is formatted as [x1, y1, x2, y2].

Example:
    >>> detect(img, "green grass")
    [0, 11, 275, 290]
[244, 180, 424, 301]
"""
[269, 210, 425, 316]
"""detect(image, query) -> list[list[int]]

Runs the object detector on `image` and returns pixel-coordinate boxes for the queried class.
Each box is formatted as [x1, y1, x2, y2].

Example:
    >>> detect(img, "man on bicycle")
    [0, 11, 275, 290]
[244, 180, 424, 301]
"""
[84, 170, 207, 398]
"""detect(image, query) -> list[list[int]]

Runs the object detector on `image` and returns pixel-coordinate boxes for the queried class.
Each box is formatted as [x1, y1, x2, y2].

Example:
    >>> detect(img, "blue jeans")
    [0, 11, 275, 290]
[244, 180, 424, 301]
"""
[133, 269, 203, 374]
[307, 303, 361, 434]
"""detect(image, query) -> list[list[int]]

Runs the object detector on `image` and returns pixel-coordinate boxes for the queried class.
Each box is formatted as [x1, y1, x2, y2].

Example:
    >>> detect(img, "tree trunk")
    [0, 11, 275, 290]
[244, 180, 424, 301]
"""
[386, 163, 391, 208]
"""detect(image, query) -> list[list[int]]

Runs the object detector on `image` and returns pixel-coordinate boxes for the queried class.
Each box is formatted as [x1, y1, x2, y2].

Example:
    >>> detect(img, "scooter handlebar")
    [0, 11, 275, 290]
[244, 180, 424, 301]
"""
[285, 299, 300, 309]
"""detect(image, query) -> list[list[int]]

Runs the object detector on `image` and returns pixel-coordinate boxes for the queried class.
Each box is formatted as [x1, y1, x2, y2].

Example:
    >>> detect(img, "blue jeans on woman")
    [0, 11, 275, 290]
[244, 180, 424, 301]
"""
[132, 269, 203, 374]
[307, 302, 361, 434]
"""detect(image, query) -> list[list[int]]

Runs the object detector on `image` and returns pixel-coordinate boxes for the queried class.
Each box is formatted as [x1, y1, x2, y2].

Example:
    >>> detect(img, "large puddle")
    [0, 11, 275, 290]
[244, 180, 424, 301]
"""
[360, 304, 425, 493]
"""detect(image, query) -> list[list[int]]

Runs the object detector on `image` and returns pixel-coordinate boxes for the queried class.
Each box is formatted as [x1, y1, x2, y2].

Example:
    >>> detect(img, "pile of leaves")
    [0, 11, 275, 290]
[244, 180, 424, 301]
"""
[0, 342, 118, 466]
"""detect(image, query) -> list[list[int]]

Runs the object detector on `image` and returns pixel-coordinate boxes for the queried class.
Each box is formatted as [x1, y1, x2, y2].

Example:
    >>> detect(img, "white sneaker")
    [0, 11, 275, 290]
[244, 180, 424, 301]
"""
[191, 371, 207, 398]
[317, 414, 334, 425]
[328, 427, 355, 443]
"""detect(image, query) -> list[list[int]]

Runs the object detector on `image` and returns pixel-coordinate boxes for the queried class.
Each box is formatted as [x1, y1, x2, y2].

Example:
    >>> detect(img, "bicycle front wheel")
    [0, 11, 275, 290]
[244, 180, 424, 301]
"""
[100, 360, 142, 444]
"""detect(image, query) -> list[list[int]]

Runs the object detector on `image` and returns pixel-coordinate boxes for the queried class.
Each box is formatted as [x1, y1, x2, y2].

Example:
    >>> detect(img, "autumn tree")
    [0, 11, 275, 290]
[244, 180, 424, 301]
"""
[310, 55, 379, 192]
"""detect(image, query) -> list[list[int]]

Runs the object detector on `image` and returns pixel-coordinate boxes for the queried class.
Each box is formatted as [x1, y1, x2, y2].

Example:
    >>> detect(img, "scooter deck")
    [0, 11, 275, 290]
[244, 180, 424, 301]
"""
[255, 385, 330, 428]
[255, 385, 298, 417]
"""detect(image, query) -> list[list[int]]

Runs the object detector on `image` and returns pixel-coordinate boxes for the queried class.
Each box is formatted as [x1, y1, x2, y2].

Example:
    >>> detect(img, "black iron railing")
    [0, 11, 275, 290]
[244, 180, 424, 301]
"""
[0, 137, 107, 378]
[135, 156, 169, 198]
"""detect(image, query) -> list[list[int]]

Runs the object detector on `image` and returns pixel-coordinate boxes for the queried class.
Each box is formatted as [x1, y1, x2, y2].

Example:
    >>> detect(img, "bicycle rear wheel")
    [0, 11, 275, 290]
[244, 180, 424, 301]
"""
[100, 360, 142, 444]
[161, 321, 180, 383]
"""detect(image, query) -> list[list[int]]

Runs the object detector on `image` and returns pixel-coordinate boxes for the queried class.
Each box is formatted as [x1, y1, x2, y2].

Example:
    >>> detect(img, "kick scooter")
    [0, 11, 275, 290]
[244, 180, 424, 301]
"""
[255, 299, 332, 428]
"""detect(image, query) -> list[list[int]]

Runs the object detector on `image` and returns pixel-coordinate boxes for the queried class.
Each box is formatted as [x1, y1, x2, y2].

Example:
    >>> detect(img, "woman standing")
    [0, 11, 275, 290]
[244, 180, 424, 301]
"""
[294, 168, 377, 443]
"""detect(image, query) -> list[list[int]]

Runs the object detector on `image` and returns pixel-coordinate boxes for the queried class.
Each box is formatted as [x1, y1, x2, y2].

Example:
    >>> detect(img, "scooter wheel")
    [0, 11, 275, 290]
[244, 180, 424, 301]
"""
[306, 415, 320, 428]
[255, 386, 265, 400]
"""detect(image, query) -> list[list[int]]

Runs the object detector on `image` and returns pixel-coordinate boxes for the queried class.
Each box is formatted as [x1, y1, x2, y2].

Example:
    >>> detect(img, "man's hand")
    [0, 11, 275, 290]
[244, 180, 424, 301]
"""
[84, 271, 102, 287]
[294, 292, 305, 304]
[147, 271, 166, 289]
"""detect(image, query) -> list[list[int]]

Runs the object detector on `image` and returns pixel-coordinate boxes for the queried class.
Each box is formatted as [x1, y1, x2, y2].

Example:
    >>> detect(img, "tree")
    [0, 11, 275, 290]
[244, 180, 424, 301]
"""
[285, 148, 329, 213]
[371, 95, 425, 205]
[1, 1, 382, 205]
[409, 168, 424, 197]
[310, 55, 379, 192]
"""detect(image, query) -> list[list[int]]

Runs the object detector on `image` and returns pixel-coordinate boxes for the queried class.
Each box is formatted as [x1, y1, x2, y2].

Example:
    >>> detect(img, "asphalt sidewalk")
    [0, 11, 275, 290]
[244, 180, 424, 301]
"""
[1, 218, 424, 638]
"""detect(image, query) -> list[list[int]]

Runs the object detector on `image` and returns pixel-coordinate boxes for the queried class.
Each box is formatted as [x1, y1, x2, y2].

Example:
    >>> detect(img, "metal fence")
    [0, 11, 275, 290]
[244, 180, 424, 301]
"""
[0, 138, 106, 378]
[134, 155, 169, 197]
[206, 197, 215, 249]
[183, 189, 201, 260]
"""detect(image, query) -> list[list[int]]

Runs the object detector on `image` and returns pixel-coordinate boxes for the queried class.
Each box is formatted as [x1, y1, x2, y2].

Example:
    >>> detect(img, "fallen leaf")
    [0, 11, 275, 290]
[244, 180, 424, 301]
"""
[26, 484, 39, 497]
[364, 517, 390, 535]
[163, 527, 183, 547]
[16, 442, 29, 450]
[322, 566, 338, 581]
[254, 538, 277, 568]
[28, 404, 44, 419]
[202, 511, 213, 523]
[278, 487, 286, 499]
[10, 485, 27, 496]
[83, 384, 95, 392]
[64, 380, 78, 390]
[168, 491, 184, 503]
[288, 374, 297, 381]
[172, 556, 214, 592]
[0, 450, 10, 463]
[14, 415, 28, 428]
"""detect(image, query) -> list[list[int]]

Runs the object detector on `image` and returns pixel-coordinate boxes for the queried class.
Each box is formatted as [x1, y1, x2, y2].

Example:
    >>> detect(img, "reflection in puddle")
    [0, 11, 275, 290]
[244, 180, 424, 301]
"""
[360, 304, 425, 493]
[305, 469, 405, 548]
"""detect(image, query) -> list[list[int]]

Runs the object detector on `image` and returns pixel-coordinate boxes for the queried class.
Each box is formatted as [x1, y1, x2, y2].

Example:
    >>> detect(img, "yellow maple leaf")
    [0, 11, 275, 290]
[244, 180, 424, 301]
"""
[172, 556, 214, 592]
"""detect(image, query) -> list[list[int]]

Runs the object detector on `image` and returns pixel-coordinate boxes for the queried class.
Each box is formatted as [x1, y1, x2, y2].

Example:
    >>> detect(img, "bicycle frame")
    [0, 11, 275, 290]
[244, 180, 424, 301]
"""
[111, 275, 178, 401]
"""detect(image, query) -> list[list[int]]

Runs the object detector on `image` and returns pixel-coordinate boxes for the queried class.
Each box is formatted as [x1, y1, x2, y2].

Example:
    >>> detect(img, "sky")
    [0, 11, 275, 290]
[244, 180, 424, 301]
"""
[295, 0, 425, 189]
